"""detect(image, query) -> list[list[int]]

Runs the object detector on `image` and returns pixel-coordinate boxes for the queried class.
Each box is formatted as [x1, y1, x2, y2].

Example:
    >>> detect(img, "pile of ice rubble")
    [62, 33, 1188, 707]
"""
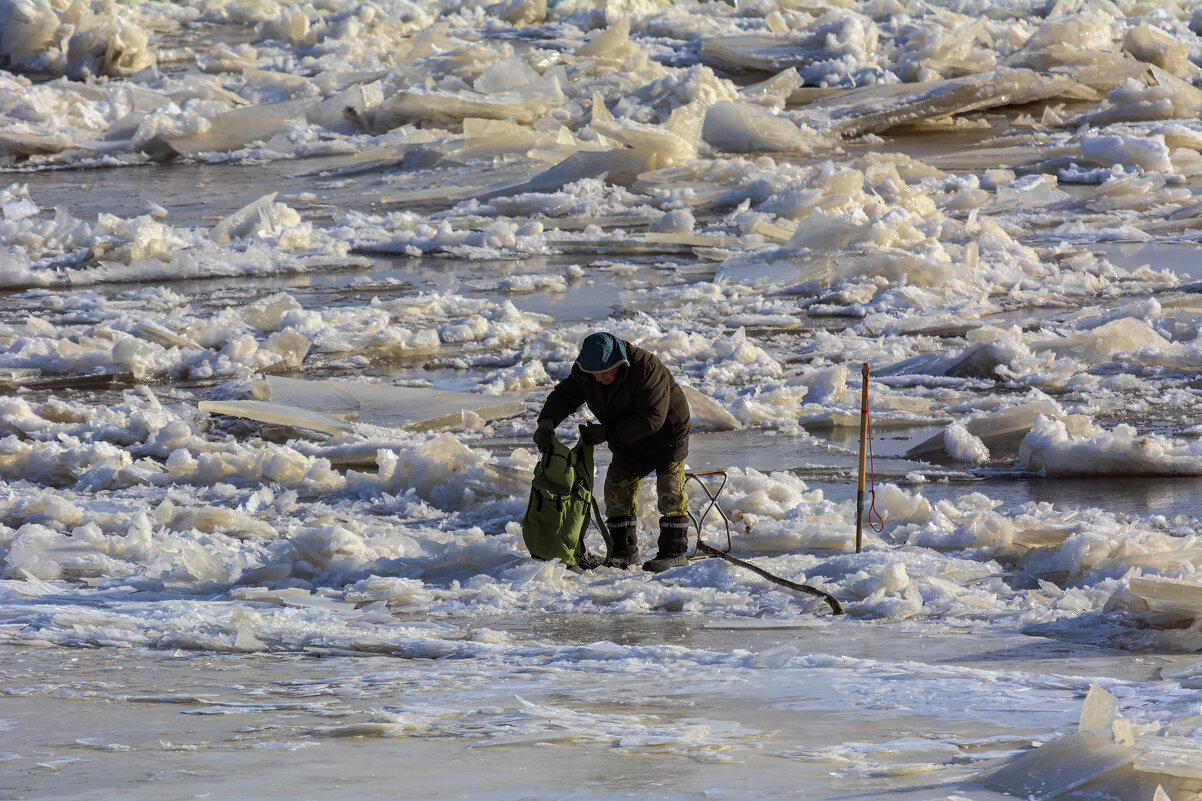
[0, 380, 1200, 639]
[6, 1, 1202, 273]
[0, 183, 351, 286]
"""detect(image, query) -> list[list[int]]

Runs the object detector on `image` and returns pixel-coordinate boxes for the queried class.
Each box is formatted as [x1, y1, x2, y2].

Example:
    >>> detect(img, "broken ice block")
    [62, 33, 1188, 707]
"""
[143, 98, 315, 160]
[134, 321, 201, 350]
[700, 23, 882, 76]
[680, 384, 740, 432]
[795, 69, 1085, 138]
[199, 399, 353, 437]
[1079, 684, 1119, 738]
[235, 564, 292, 585]
[906, 401, 1064, 461]
[715, 250, 833, 287]
[985, 731, 1137, 800]
[369, 83, 561, 128]
[702, 101, 812, 153]
[180, 541, 232, 584]
[251, 375, 525, 431]
[1123, 23, 1195, 77]
[1135, 737, 1202, 779]
[574, 17, 636, 59]
[209, 192, 302, 244]
[1127, 576, 1202, 621]
[477, 149, 645, 199]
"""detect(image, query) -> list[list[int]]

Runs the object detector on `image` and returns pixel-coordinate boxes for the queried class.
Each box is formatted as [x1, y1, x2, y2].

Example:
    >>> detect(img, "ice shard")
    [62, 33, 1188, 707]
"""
[210, 193, 296, 244]
[680, 384, 740, 432]
[1079, 684, 1119, 738]
[134, 321, 201, 351]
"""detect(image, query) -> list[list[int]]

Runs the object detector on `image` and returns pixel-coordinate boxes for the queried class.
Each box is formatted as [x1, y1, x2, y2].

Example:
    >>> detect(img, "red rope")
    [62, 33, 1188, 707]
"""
[866, 402, 884, 534]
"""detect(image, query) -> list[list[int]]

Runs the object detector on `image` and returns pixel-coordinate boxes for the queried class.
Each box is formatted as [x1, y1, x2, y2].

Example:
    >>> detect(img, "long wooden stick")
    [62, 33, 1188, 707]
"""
[696, 541, 845, 615]
[855, 362, 869, 554]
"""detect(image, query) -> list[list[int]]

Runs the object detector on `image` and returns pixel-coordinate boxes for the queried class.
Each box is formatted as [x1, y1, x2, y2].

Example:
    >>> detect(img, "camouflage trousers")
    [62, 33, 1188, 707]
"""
[603, 459, 688, 520]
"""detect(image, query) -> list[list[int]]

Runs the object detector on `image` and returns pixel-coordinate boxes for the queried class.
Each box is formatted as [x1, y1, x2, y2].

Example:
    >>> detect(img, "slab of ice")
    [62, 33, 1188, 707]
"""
[1123, 24, 1195, 78]
[251, 375, 525, 431]
[590, 101, 705, 170]
[1019, 416, 1202, 477]
[278, 593, 359, 613]
[1074, 67, 1202, 127]
[1029, 317, 1171, 361]
[143, 99, 315, 160]
[574, 17, 636, 60]
[715, 251, 831, 287]
[1134, 737, 1202, 780]
[923, 144, 1072, 171]
[1127, 576, 1202, 622]
[795, 70, 1086, 138]
[738, 67, 804, 108]
[0, 0, 156, 78]
[198, 399, 353, 437]
[210, 192, 300, 244]
[700, 23, 878, 77]
[368, 75, 563, 129]
[1079, 684, 1119, 738]
[476, 149, 645, 199]
[307, 80, 385, 132]
[235, 564, 292, 586]
[680, 384, 740, 432]
[488, 0, 546, 26]
[999, 682, 1202, 796]
[985, 731, 1137, 800]
[702, 101, 813, 154]
[906, 401, 1069, 461]
[133, 321, 201, 351]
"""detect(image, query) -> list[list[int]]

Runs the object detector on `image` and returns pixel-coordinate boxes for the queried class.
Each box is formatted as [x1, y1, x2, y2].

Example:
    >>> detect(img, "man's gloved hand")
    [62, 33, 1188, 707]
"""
[582, 422, 608, 445]
[533, 419, 555, 453]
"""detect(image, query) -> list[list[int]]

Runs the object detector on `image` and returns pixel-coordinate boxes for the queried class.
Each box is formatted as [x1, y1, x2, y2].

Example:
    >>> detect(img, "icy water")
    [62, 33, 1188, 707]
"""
[5, 620, 1193, 801]
[6, 144, 1202, 801]
[6, 2, 1202, 801]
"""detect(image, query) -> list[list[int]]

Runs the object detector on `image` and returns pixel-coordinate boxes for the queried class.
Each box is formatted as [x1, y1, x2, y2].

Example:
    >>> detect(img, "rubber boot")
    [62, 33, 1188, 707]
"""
[603, 515, 640, 569]
[643, 515, 690, 573]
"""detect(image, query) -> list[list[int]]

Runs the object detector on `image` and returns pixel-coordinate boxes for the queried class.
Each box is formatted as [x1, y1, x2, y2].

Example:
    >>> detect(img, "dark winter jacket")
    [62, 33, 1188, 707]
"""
[538, 341, 690, 471]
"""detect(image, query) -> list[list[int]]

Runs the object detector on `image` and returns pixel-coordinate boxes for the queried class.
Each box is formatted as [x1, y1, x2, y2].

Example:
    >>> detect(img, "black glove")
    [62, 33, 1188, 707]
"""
[581, 423, 607, 445]
[533, 419, 555, 453]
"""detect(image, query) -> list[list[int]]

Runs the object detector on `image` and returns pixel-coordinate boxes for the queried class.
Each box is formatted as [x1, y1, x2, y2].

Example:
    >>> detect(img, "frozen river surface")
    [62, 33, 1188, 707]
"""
[4, 620, 1193, 801]
[5, 1, 1202, 800]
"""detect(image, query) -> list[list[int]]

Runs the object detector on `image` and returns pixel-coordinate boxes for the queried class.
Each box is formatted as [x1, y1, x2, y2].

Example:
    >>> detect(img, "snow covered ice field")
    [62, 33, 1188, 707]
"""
[7, 0, 1202, 798]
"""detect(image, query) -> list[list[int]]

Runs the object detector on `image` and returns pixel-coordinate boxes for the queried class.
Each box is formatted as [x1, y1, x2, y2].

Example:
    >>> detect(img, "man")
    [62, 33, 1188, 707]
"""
[533, 332, 691, 572]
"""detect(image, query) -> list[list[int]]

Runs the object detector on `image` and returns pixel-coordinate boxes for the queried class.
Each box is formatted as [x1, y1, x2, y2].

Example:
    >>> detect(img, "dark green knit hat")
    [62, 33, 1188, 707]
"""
[576, 332, 629, 373]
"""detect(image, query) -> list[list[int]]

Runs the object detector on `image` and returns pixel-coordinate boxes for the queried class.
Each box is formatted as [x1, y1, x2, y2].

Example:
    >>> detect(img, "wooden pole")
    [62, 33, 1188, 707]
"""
[855, 362, 869, 554]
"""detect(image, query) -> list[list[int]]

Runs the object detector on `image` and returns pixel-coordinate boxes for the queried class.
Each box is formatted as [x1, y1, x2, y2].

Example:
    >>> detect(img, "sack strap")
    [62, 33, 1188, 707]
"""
[573, 425, 614, 558]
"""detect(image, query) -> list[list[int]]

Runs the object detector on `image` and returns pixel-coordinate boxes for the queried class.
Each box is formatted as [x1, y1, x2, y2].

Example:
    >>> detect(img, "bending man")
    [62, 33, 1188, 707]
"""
[533, 332, 691, 572]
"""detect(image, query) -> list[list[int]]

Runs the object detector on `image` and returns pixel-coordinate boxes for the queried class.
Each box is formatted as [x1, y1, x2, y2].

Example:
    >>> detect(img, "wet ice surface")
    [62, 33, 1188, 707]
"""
[5, 1, 1202, 799]
[3, 621, 1193, 801]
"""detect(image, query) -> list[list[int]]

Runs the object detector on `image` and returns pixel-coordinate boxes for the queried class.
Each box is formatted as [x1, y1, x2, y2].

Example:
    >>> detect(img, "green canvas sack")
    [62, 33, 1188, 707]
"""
[521, 430, 612, 567]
